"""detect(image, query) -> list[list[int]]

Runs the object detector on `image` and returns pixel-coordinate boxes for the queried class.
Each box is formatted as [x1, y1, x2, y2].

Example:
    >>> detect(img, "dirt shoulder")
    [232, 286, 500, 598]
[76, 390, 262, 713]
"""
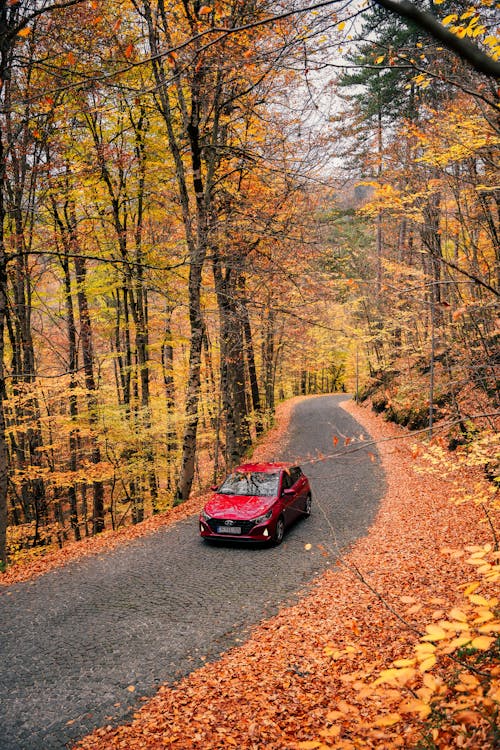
[73, 399, 493, 749]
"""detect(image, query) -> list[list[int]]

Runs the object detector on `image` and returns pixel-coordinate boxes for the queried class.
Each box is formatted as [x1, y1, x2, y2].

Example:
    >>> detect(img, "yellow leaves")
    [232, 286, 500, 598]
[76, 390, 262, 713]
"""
[360, 182, 405, 217]
[17, 27, 31, 37]
[400, 698, 432, 719]
[460, 8, 478, 20]
[468, 594, 494, 607]
[444, 635, 474, 653]
[422, 673, 442, 693]
[413, 73, 431, 89]
[373, 713, 401, 727]
[406, 104, 500, 168]
[421, 624, 448, 642]
[466, 546, 492, 566]
[373, 666, 416, 687]
[374, 55, 385, 64]
[470, 635, 495, 650]
[483, 35, 500, 58]
[467, 542, 492, 556]
[337, 21, 346, 31]
[478, 622, 500, 634]
[449, 606, 469, 622]
[415, 642, 437, 671]
[325, 644, 357, 660]
[419, 655, 437, 673]
[392, 658, 416, 668]
[198, 5, 212, 14]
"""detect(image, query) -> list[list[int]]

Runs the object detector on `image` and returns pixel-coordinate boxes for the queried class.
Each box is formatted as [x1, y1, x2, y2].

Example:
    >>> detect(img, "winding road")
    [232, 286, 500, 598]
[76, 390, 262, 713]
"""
[0, 395, 385, 749]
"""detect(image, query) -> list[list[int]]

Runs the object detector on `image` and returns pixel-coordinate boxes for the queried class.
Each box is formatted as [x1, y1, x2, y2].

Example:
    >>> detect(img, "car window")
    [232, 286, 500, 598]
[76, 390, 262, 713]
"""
[281, 471, 292, 491]
[289, 466, 302, 485]
[218, 471, 280, 496]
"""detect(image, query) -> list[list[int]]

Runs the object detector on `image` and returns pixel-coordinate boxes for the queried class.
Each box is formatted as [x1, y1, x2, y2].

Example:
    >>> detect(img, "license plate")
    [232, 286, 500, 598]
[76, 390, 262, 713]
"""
[217, 525, 241, 534]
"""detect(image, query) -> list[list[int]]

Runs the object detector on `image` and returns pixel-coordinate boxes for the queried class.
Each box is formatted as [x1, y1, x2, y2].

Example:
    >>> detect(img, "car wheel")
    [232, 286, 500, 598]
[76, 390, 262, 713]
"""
[273, 515, 285, 545]
[304, 493, 312, 517]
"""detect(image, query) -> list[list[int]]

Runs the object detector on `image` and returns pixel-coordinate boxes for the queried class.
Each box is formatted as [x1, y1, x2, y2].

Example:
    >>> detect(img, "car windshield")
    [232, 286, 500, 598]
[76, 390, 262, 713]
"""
[218, 471, 280, 497]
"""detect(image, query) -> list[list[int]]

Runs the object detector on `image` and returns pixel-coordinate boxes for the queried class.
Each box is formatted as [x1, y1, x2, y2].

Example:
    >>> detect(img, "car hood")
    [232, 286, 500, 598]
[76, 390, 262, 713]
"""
[204, 493, 275, 520]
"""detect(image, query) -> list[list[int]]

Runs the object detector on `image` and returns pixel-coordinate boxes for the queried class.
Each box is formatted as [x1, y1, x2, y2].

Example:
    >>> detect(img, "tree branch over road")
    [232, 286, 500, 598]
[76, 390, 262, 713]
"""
[372, 0, 500, 78]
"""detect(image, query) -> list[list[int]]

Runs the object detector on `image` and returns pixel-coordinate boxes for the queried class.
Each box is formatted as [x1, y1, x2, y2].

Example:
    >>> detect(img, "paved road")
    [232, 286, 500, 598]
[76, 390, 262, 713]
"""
[0, 395, 385, 749]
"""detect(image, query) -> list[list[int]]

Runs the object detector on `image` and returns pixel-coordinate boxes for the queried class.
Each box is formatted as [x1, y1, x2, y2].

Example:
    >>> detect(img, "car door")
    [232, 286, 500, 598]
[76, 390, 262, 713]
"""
[279, 470, 295, 524]
[289, 466, 306, 518]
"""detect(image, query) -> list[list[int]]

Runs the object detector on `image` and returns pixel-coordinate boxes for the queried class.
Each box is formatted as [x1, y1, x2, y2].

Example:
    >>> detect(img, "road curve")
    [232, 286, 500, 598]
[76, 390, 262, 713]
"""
[0, 395, 385, 749]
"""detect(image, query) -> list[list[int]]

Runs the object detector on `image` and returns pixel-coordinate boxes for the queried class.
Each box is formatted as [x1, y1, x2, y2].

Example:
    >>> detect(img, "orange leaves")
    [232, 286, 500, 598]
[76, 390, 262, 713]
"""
[332, 435, 353, 448]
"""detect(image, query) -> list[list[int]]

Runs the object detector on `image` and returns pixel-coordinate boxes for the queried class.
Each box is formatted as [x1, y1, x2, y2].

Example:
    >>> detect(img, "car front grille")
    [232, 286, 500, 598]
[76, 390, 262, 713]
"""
[207, 518, 256, 534]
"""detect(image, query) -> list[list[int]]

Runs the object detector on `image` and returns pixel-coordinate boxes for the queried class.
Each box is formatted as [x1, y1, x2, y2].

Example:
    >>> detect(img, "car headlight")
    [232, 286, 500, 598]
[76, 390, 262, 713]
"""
[252, 509, 273, 525]
[201, 509, 212, 520]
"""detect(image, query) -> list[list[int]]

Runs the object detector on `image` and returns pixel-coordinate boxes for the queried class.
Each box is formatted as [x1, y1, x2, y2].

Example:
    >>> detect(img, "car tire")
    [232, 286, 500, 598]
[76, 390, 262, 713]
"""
[273, 516, 285, 545]
[304, 493, 312, 517]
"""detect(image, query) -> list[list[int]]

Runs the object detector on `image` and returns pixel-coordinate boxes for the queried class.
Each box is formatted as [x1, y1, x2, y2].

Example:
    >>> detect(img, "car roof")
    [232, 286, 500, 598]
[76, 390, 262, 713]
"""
[234, 462, 290, 473]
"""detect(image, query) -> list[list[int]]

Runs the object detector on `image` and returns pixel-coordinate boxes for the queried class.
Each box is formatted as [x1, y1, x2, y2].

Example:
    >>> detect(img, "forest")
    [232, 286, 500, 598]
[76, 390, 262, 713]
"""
[0, 0, 498, 572]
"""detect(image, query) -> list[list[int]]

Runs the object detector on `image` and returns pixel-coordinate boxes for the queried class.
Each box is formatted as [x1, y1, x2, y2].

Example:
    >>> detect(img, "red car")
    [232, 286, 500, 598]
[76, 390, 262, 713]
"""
[199, 462, 311, 545]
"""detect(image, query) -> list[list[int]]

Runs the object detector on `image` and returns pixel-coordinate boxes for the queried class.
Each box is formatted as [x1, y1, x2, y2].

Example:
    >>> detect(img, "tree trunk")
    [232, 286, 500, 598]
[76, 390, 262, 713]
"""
[74, 252, 105, 534]
[61, 245, 81, 541]
[239, 279, 263, 436]
[0, 135, 8, 567]
[162, 305, 177, 491]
